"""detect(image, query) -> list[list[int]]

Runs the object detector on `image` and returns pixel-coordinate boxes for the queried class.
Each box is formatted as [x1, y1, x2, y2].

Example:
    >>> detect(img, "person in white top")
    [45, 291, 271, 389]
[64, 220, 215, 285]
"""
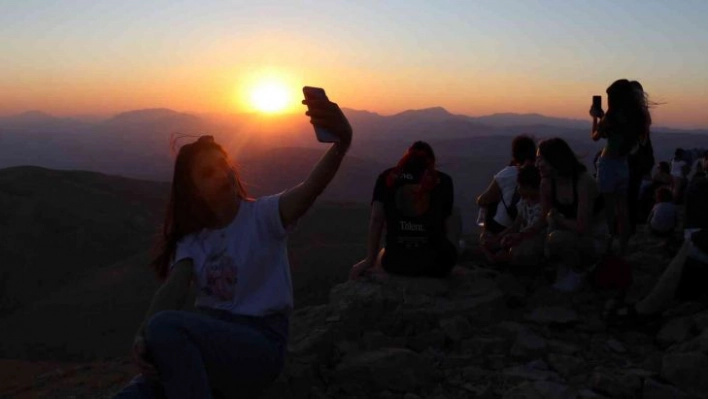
[647, 187, 678, 236]
[670, 148, 690, 204]
[114, 92, 353, 399]
[476, 135, 537, 249]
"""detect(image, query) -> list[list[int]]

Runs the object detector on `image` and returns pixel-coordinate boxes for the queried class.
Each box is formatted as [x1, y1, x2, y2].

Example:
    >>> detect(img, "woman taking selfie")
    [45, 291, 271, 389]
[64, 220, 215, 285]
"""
[114, 91, 352, 399]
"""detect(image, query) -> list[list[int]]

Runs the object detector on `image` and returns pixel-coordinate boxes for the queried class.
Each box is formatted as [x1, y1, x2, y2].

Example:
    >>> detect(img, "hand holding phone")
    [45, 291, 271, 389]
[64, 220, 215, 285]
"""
[590, 95, 604, 118]
[302, 86, 341, 143]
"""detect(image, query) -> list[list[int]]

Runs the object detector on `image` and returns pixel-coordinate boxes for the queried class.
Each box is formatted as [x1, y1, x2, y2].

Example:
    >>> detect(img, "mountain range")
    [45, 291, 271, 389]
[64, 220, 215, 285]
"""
[1, 107, 707, 229]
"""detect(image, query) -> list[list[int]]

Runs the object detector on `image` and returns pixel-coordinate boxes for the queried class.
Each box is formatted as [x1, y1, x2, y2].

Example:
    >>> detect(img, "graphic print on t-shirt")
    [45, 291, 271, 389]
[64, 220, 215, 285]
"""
[395, 183, 431, 218]
[202, 248, 238, 301]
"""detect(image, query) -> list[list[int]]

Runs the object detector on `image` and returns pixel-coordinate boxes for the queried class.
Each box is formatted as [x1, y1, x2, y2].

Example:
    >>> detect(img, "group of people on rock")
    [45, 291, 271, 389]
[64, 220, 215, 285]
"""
[114, 81, 708, 398]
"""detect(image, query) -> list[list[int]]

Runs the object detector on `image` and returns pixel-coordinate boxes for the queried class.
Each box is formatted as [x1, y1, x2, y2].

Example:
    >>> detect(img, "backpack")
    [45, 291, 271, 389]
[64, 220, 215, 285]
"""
[500, 187, 521, 221]
[483, 186, 520, 234]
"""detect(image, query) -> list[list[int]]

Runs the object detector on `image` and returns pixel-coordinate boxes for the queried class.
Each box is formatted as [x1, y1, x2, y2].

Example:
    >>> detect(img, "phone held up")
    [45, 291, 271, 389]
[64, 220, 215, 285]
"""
[303, 86, 340, 143]
[591, 95, 604, 118]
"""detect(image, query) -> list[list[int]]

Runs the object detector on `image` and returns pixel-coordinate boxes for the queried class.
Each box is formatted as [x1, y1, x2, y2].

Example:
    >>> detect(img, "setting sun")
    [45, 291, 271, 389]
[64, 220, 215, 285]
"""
[249, 80, 291, 113]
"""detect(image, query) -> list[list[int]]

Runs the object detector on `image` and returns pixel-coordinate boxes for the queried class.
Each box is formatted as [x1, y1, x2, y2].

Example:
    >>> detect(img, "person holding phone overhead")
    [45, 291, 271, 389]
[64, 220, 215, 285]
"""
[349, 141, 461, 279]
[114, 87, 352, 399]
[591, 79, 650, 255]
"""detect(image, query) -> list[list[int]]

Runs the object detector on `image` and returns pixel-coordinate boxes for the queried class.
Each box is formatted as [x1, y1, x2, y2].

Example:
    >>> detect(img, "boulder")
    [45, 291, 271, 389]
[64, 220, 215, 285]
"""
[333, 348, 434, 394]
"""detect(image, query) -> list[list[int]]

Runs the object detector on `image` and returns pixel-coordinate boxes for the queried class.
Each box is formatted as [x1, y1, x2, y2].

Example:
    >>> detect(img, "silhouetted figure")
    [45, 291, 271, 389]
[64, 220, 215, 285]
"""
[608, 177, 708, 326]
[350, 141, 461, 279]
[626, 81, 654, 234]
[647, 187, 677, 237]
[114, 96, 353, 399]
[537, 138, 607, 292]
[652, 161, 673, 188]
[671, 148, 690, 204]
[481, 165, 545, 267]
[591, 79, 649, 255]
[476, 135, 537, 249]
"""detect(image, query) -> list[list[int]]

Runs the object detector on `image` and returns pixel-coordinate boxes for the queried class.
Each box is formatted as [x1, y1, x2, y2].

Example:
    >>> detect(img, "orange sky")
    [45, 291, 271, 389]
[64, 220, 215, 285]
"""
[1, 2, 707, 129]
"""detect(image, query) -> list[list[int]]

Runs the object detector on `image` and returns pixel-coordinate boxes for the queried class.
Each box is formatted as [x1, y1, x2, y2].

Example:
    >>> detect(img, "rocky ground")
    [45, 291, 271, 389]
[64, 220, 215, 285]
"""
[4, 226, 708, 399]
[260, 228, 708, 399]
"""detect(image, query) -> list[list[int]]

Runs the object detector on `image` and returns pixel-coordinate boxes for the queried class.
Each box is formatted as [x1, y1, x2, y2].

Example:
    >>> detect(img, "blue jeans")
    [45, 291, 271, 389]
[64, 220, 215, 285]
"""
[597, 156, 629, 194]
[114, 309, 288, 399]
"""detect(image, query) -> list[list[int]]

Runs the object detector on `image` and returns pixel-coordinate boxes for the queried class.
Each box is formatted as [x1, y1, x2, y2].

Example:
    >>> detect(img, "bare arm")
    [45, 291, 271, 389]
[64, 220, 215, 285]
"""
[556, 174, 594, 235]
[477, 179, 501, 206]
[591, 117, 604, 142]
[279, 99, 352, 227]
[135, 259, 193, 338]
[501, 214, 523, 236]
[536, 178, 553, 232]
[366, 202, 386, 262]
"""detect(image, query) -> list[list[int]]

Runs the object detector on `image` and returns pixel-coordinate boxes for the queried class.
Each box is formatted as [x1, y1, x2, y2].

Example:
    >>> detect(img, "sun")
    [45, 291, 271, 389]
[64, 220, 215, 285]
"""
[249, 80, 291, 113]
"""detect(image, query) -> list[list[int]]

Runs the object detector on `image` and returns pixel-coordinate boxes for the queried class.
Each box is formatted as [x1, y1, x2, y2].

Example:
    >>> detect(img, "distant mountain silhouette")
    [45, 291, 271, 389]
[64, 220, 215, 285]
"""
[471, 112, 588, 129]
[1, 106, 707, 185]
[101, 108, 204, 130]
[0, 111, 88, 132]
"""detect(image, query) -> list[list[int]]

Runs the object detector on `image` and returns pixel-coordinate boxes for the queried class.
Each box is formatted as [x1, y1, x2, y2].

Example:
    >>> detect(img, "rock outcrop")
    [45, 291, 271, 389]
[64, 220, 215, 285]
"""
[261, 230, 708, 399]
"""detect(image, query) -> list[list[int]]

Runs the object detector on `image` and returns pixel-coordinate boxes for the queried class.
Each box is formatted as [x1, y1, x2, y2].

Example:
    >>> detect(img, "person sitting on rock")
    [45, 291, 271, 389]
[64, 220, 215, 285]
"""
[350, 141, 461, 279]
[476, 135, 537, 250]
[652, 161, 673, 188]
[481, 165, 546, 267]
[608, 176, 708, 326]
[536, 138, 607, 292]
[114, 95, 353, 399]
[671, 148, 690, 204]
[647, 187, 678, 238]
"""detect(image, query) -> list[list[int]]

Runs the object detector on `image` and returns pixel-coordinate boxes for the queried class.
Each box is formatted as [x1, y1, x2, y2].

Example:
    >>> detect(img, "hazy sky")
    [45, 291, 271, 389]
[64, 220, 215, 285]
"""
[1, 0, 707, 128]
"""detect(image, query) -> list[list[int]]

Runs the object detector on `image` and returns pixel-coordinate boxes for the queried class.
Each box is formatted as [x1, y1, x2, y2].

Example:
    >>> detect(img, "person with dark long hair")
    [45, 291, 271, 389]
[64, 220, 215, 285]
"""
[591, 79, 650, 255]
[476, 135, 537, 250]
[537, 138, 607, 292]
[349, 141, 460, 278]
[626, 80, 654, 234]
[114, 95, 352, 398]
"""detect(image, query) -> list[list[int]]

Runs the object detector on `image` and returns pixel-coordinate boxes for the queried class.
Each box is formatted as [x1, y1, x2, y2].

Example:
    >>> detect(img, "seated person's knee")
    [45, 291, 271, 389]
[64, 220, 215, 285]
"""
[146, 310, 183, 342]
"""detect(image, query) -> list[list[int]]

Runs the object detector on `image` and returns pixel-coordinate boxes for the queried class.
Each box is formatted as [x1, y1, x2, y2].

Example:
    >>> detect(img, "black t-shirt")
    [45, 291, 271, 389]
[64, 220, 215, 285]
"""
[686, 177, 708, 230]
[371, 168, 454, 254]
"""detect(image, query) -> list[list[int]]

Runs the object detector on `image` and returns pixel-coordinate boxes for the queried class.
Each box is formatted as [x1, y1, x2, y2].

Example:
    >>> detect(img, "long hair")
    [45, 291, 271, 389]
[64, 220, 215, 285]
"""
[151, 135, 248, 280]
[386, 141, 438, 195]
[538, 138, 587, 179]
[603, 79, 651, 150]
[511, 135, 537, 165]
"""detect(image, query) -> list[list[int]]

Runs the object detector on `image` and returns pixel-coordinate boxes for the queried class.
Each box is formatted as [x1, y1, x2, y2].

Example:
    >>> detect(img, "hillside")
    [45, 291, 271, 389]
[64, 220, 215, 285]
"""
[0, 166, 371, 362]
[0, 166, 169, 316]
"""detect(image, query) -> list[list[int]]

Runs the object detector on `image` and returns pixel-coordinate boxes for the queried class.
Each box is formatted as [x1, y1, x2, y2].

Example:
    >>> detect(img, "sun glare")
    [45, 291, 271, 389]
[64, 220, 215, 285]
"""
[249, 80, 291, 113]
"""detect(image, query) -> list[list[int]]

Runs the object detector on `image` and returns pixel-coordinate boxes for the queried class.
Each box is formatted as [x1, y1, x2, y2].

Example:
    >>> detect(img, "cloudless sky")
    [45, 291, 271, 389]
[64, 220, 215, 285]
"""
[1, 0, 707, 128]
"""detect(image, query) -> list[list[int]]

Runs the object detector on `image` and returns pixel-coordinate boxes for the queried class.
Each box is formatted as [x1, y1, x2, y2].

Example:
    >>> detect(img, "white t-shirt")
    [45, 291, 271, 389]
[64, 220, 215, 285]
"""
[493, 166, 518, 227]
[648, 202, 677, 233]
[671, 159, 687, 178]
[517, 199, 542, 232]
[171, 194, 293, 317]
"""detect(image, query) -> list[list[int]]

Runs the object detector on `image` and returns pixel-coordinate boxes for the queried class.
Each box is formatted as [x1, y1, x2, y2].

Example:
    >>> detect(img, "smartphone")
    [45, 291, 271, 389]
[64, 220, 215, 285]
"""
[303, 86, 340, 143]
[592, 95, 602, 110]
